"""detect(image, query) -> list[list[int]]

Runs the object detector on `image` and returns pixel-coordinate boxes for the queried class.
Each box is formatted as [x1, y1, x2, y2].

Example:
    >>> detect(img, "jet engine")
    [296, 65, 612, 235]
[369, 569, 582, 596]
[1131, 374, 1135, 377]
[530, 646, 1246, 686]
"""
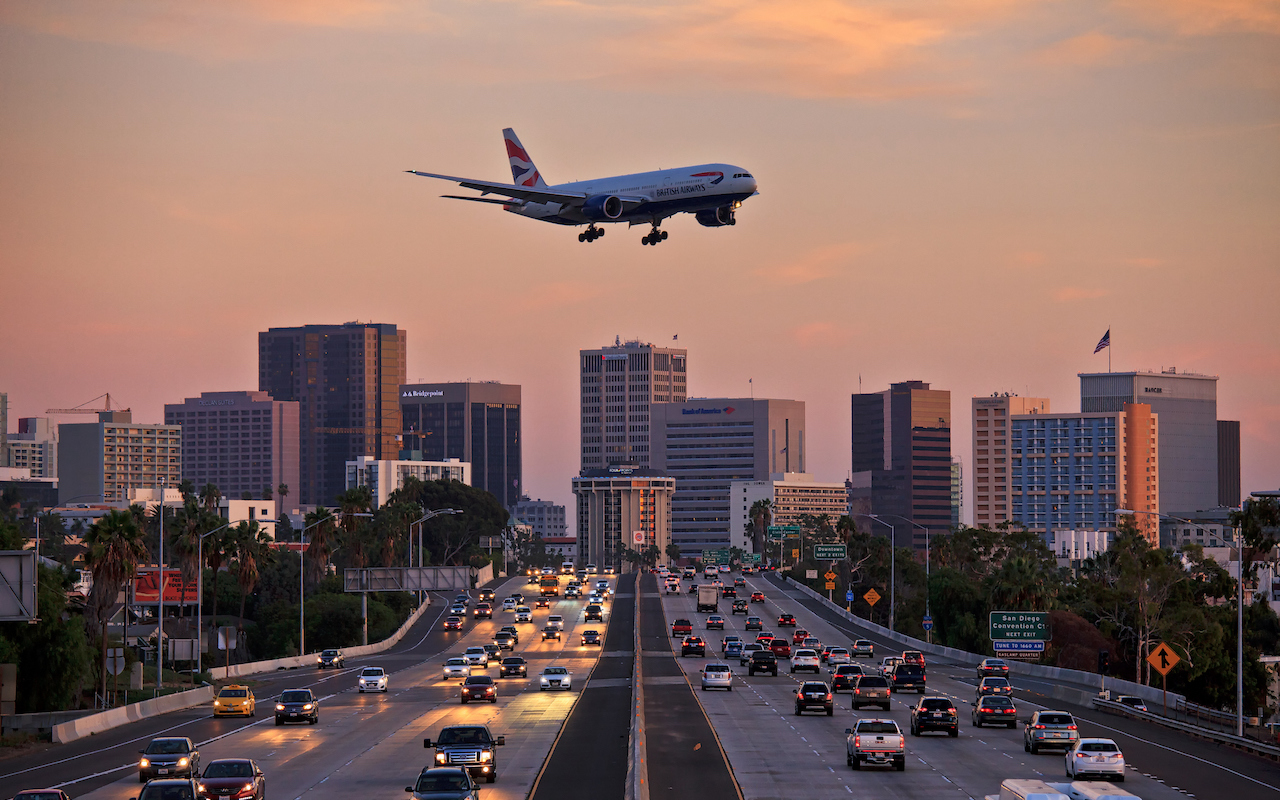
[695, 205, 736, 227]
[582, 195, 624, 221]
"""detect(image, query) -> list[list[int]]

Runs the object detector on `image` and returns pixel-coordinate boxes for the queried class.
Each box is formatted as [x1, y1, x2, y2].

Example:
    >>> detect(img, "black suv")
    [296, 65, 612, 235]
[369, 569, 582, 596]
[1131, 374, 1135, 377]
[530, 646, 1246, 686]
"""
[747, 650, 778, 676]
[681, 636, 706, 657]
[732, 599, 749, 614]
[890, 664, 927, 694]
[425, 725, 506, 783]
[794, 681, 834, 716]
[831, 664, 864, 693]
[910, 696, 959, 737]
[138, 737, 199, 782]
[274, 689, 318, 725]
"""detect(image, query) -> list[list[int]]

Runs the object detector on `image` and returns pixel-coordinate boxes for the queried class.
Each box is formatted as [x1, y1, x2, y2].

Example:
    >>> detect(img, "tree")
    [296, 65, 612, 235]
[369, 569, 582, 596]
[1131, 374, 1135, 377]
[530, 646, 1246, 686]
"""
[229, 520, 273, 659]
[199, 483, 222, 513]
[203, 524, 231, 620]
[303, 507, 336, 586]
[665, 542, 683, 565]
[749, 499, 773, 555]
[262, 485, 273, 501]
[84, 509, 148, 702]
[335, 486, 374, 570]
[277, 483, 289, 509]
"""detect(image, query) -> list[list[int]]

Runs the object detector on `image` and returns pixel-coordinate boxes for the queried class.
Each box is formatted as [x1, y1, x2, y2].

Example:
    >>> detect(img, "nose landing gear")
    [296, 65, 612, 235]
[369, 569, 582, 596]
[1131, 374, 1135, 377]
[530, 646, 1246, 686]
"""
[641, 227, 669, 246]
[578, 225, 605, 243]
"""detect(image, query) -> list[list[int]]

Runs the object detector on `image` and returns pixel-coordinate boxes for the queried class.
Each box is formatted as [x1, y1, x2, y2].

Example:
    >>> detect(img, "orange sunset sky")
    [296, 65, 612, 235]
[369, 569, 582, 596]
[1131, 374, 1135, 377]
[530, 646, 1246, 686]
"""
[1, 1, 1277, 518]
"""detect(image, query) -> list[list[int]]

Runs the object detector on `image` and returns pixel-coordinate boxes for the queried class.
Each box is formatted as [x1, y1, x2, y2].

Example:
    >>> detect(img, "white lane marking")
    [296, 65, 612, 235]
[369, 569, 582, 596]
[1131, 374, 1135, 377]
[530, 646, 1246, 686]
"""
[0, 711, 211, 780]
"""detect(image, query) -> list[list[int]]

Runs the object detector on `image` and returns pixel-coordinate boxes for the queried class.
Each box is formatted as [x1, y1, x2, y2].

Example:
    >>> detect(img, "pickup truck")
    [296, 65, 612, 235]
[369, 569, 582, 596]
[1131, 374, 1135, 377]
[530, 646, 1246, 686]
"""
[670, 618, 693, 638]
[845, 718, 905, 771]
[697, 585, 719, 613]
[425, 724, 506, 783]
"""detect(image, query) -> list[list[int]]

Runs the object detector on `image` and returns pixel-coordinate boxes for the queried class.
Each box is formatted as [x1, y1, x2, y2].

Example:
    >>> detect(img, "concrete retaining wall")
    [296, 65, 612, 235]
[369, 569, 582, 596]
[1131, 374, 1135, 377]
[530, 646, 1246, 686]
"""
[3, 709, 97, 737]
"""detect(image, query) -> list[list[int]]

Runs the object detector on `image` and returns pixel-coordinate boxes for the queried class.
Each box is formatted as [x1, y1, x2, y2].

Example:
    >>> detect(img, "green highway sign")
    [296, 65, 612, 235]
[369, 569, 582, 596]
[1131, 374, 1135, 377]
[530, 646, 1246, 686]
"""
[989, 611, 1049, 641]
[813, 544, 847, 560]
[749, 553, 762, 563]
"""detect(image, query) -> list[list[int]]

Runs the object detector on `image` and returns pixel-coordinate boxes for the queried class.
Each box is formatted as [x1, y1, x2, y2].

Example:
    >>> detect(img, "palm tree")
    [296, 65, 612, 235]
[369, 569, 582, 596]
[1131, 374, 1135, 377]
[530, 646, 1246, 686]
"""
[84, 509, 148, 703]
[303, 507, 336, 586]
[199, 483, 222, 513]
[749, 499, 773, 556]
[229, 521, 272, 660]
[336, 486, 373, 570]
[204, 524, 230, 623]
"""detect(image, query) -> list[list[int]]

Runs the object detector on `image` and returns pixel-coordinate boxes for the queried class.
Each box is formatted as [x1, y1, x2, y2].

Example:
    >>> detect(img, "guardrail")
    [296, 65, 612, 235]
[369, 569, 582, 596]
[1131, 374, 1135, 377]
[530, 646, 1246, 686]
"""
[1093, 697, 1280, 761]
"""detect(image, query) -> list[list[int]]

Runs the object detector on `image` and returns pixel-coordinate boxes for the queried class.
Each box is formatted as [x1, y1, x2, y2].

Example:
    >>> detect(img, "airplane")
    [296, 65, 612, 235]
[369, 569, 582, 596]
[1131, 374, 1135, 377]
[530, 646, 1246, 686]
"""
[407, 129, 758, 245]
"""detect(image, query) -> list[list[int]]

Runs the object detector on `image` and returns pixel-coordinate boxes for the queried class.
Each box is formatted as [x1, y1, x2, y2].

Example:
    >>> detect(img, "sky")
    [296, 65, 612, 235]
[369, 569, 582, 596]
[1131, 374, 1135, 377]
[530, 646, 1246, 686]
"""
[1, 1, 1278, 521]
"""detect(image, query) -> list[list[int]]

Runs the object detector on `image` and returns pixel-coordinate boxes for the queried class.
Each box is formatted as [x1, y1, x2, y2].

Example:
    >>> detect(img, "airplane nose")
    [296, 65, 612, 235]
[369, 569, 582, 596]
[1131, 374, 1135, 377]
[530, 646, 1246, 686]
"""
[748, 176, 759, 194]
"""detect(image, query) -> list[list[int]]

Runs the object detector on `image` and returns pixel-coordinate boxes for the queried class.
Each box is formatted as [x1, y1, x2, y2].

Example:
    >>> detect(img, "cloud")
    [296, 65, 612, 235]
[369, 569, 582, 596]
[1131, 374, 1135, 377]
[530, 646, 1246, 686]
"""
[791, 321, 854, 347]
[1036, 31, 1146, 68]
[1053, 286, 1109, 302]
[756, 241, 861, 284]
[1117, 0, 1280, 36]
[516, 281, 602, 311]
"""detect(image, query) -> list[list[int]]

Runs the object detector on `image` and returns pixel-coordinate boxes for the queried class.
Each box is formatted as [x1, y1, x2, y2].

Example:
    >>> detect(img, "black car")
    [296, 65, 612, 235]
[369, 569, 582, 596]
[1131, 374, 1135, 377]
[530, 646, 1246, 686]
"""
[747, 650, 778, 676]
[580, 629, 602, 646]
[972, 695, 1018, 728]
[494, 632, 516, 650]
[795, 681, 834, 716]
[138, 737, 199, 782]
[890, 664, 927, 694]
[721, 586, 737, 598]
[136, 779, 198, 800]
[731, 599, 749, 614]
[478, 589, 496, 602]
[777, 613, 797, 627]
[681, 636, 706, 657]
[910, 696, 959, 737]
[406, 767, 480, 800]
[585, 604, 604, 622]
[317, 649, 344, 669]
[274, 689, 318, 725]
[831, 664, 865, 693]
[499, 657, 528, 678]
[745, 616, 763, 631]
[198, 758, 266, 800]
[541, 626, 561, 641]
[483, 644, 501, 662]
[461, 675, 497, 704]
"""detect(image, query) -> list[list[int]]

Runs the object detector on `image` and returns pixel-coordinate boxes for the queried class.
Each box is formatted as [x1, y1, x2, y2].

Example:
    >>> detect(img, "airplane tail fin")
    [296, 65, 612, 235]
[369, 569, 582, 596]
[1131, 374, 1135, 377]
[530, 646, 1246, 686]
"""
[503, 128, 547, 187]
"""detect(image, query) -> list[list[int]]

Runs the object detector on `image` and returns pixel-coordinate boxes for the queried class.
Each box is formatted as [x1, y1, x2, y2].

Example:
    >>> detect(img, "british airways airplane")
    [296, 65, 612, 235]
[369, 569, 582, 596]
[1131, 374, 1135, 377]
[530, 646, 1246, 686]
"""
[407, 129, 758, 245]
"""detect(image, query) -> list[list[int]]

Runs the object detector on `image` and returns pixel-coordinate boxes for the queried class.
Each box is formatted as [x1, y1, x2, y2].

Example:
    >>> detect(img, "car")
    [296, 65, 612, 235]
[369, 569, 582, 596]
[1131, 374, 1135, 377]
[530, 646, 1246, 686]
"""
[972, 695, 1017, 728]
[747, 650, 778, 676]
[580, 629, 602, 646]
[795, 681, 835, 716]
[681, 636, 707, 657]
[831, 664, 864, 693]
[443, 657, 472, 680]
[541, 626, 561, 641]
[701, 663, 734, 691]
[444, 616, 464, 631]
[138, 737, 200, 782]
[750, 591, 765, 603]
[566, 585, 581, 598]
[1024, 710, 1080, 753]
[478, 589, 496, 602]
[706, 614, 726, 630]
[976, 677, 1012, 698]
[603, 565, 615, 575]
[1066, 738, 1126, 781]
[212, 685, 255, 717]
[803, 638, 823, 654]
[460, 675, 497, 704]
[731, 599, 749, 614]
[499, 656, 528, 678]
[902, 650, 925, 667]
[739, 643, 764, 666]
[535, 597, 551, 609]
[671, 618, 693, 637]
[358, 666, 389, 693]
[879, 656, 904, 676]
[499, 625, 520, 643]
[846, 718, 905, 771]
[687, 582, 699, 595]
[424, 725, 506, 783]
[474, 602, 493, 619]
[909, 696, 958, 737]
[825, 647, 851, 666]
[1115, 695, 1148, 712]
[791, 628, 810, 645]
[734, 576, 746, 587]
[317, 649, 344, 669]
[852, 640, 874, 659]
[721, 635, 742, 652]
[587, 564, 599, 574]
[135, 779, 199, 800]
[494, 631, 516, 650]
[769, 639, 792, 659]
[851, 674, 891, 711]
[585, 604, 604, 622]
[502, 598, 518, 611]
[515, 606, 532, 623]
[719, 564, 731, 573]
[777, 613, 796, 627]
[509, 593, 526, 604]
[464, 646, 490, 667]
[724, 642, 743, 660]
[274, 689, 318, 725]
[13, 792, 71, 800]
[406, 767, 480, 800]
[482, 644, 502, 662]
[755, 632, 775, 646]
[890, 664, 927, 694]
[541, 568, 554, 576]
[450, 604, 467, 616]
[540, 666, 572, 690]
[745, 616, 763, 631]
[453, 594, 471, 607]
[721, 586, 737, 598]
[664, 579, 681, 594]
[197, 759, 265, 800]
[790, 648, 821, 674]
[977, 658, 1010, 678]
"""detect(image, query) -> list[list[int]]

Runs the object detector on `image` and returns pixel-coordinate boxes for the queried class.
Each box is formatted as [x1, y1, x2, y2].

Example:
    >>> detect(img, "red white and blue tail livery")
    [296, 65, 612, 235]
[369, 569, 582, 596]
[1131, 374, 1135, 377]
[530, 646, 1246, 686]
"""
[408, 129, 758, 245]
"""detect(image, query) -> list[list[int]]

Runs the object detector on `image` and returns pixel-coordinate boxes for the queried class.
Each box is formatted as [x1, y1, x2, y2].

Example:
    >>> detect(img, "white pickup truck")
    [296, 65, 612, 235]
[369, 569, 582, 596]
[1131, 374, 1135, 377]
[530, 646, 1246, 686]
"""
[846, 718, 906, 771]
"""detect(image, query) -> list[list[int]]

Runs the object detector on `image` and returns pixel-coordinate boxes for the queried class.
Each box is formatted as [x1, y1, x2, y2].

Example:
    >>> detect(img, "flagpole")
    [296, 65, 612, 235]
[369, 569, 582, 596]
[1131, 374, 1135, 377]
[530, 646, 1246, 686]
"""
[1108, 323, 1112, 373]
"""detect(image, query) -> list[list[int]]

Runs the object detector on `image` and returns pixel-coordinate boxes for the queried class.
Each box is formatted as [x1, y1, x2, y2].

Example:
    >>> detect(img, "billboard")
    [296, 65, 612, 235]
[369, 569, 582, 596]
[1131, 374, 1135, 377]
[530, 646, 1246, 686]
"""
[0, 551, 38, 622]
[133, 569, 197, 605]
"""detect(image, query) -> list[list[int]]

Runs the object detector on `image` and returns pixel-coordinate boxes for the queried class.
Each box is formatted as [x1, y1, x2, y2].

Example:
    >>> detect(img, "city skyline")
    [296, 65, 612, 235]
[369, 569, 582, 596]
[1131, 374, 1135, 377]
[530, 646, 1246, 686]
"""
[2, 2, 1277, 516]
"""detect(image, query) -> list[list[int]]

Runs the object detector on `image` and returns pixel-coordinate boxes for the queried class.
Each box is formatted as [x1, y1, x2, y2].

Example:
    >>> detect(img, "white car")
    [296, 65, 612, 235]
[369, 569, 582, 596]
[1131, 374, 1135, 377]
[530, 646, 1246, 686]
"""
[603, 566, 615, 575]
[502, 598, 518, 611]
[540, 666, 572, 691]
[357, 666, 388, 692]
[464, 646, 490, 667]
[1066, 738, 1126, 781]
[586, 564, 598, 574]
[790, 648, 821, 674]
[701, 663, 734, 691]
[595, 580, 612, 595]
[665, 580, 681, 594]
[442, 657, 472, 680]
[449, 604, 467, 616]
[547, 614, 565, 630]
[515, 606, 533, 623]
[825, 647, 851, 666]
[719, 565, 731, 573]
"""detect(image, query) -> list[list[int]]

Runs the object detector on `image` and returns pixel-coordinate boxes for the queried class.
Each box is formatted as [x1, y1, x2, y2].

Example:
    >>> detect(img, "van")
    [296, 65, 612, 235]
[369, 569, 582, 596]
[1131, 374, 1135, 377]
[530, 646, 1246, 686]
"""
[1057, 781, 1140, 800]
[990, 779, 1070, 800]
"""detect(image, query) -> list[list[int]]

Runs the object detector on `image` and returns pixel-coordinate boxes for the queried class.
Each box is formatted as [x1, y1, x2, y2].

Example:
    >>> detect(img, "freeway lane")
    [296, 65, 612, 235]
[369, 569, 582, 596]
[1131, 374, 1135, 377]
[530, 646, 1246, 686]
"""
[660, 571, 1211, 800]
[1, 573, 616, 800]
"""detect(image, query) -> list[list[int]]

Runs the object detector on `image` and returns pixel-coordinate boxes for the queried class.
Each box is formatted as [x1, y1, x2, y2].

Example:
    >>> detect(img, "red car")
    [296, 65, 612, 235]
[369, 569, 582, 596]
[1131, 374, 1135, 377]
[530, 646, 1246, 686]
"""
[792, 629, 810, 645]
[460, 676, 497, 704]
[755, 632, 775, 645]
[443, 616, 463, 630]
[770, 639, 792, 659]
[535, 597, 551, 608]
[750, 591, 766, 603]
[671, 618, 693, 638]
[902, 650, 926, 667]
[197, 759, 266, 800]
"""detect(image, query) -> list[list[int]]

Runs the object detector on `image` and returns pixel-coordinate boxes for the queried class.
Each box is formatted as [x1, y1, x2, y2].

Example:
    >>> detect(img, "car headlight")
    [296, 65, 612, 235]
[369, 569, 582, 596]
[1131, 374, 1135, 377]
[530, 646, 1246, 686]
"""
[317, 657, 323, 663]
[480, 751, 492, 761]
[436, 752, 447, 763]
[303, 703, 314, 710]
[197, 785, 206, 793]
[177, 757, 189, 767]
[276, 703, 285, 711]
[139, 758, 150, 768]
[214, 700, 221, 706]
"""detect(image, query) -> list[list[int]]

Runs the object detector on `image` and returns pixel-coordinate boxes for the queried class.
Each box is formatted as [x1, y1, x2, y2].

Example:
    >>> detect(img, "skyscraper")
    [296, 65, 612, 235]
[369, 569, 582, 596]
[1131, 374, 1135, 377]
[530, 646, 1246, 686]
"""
[580, 339, 687, 471]
[851, 381, 952, 548]
[259, 323, 407, 506]
[572, 465, 675, 571]
[58, 411, 182, 504]
[971, 394, 1051, 528]
[1218, 420, 1241, 508]
[165, 391, 300, 502]
[399, 382, 522, 508]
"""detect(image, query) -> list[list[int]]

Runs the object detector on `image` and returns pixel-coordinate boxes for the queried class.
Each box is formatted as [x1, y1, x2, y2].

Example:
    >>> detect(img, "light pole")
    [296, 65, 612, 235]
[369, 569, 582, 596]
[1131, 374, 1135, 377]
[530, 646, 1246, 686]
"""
[877, 515, 930, 641]
[156, 484, 166, 692]
[855, 514, 896, 631]
[196, 522, 233, 677]
[299, 512, 371, 656]
[409, 508, 463, 603]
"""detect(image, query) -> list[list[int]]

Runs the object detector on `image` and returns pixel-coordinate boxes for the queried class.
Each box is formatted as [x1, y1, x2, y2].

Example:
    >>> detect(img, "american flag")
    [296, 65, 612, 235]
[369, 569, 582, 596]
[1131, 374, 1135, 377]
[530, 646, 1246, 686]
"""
[1093, 329, 1110, 354]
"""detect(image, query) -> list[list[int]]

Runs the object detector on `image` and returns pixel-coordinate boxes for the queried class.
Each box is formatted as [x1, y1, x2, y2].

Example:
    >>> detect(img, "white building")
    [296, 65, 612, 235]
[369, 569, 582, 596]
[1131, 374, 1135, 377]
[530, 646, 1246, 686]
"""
[729, 473, 848, 553]
[542, 536, 578, 562]
[345, 456, 470, 509]
[1044, 529, 1109, 563]
[6, 417, 57, 479]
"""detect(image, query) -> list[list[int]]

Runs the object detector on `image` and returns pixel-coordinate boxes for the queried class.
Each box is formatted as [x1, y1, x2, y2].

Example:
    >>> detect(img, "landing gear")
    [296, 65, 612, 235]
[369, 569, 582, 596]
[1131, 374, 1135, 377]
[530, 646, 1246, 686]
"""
[578, 225, 605, 243]
[641, 227, 669, 246]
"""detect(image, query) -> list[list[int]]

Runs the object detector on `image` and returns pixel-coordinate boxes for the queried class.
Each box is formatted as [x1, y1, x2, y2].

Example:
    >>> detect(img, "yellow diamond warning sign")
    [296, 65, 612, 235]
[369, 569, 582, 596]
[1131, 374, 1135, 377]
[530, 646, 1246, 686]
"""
[1147, 642, 1180, 676]
[863, 588, 881, 607]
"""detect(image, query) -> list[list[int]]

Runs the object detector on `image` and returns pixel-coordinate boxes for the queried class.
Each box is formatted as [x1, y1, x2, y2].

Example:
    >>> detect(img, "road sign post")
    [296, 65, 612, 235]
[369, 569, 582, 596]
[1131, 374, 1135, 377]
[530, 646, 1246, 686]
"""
[845, 588, 854, 610]
[1147, 642, 1181, 715]
[863, 588, 881, 607]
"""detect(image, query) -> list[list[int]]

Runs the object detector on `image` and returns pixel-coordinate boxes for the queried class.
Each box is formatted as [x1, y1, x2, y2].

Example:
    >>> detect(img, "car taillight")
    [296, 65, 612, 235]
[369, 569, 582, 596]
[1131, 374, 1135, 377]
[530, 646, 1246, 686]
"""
[1003, 708, 1014, 713]
[1112, 753, 1123, 759]
[826, 693, 833, 701]
[922, 675, 927, 682]
[1034, 724, 1045, 729]
[1067, 725, 1077, 730]
[854, 735, 861, 747]
[947, 708, 956, 714]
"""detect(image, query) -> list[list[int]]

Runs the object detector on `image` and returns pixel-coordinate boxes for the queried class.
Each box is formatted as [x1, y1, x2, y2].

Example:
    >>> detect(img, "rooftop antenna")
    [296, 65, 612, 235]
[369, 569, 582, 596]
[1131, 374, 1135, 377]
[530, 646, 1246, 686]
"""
[615, 334, 621, 346]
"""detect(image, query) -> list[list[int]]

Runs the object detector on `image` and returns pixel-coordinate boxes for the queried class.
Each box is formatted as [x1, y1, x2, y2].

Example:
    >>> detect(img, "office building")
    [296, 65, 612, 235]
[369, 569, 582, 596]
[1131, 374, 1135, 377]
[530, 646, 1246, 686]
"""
[1045, 529, 1109, 564]
[399, 382, 521, 508]
[165, 391, 300, 502]
[651, 397, 804, 556]
[542, 536, 578, 562]
[572, 465, 675, 571]
[0, 392, 7, 468]
[6, 417, 57, 479]
[345, 455, 470, 509]
[1159, 508, 1234, 550]
[729, 473, 847, 554]
[1218, 420, 1241, 508]
[509, 496, 567, 539]
[1010, 403, 1159, 544]
[259, 322, 407, 506]
[580, 339, 687, 471]
[851, 381, 952, 549]
[58, 411, 182, 504]
[1080, 369, 1217, 514]
[951, 457, 963, 527]
[971, 394, 1051, 528]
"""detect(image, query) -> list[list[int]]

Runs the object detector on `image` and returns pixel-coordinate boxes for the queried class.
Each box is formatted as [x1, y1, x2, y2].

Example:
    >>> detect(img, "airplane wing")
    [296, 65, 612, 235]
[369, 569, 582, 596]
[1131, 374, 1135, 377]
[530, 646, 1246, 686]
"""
[407, 170, 585, 206]
[441, 195, 525, 206]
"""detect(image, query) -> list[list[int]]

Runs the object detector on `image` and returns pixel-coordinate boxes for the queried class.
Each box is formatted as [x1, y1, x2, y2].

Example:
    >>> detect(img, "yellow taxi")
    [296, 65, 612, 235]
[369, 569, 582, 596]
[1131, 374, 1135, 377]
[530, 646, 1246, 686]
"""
[213, 685, 256, 717]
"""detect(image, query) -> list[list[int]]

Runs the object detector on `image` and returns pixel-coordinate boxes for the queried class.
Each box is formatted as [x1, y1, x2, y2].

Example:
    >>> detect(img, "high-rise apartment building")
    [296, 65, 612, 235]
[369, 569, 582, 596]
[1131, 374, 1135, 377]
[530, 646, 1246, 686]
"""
[345, 455, 470, 509]
[259, 322, 406, 506]
[1218, 420, 1241, 508]
[651, 398, 805, 556]
[951, 457, 963, 527]
[509, 496, 568, 540]
[580, 339, 687, 471]
[1080, 370, 1216, 514]
[0, 392, 7, 468]
[165, 391, 300, 502]
[6, 418, 57, 479]
[851, 381, 952, 548]
[58, 411, 182, 504]
[971, 394, 1051, 528]
[729, 473, 846, 554]
[572, 465, 675, 571]
[1010, 403, 1160, 544]
[399, 382, 522, 508]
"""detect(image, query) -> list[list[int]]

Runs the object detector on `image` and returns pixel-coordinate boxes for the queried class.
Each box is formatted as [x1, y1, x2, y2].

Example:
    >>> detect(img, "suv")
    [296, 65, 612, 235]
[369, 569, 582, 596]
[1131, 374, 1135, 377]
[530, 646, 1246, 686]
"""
[846, 719, 905, 771]
[851, 674, 891, 711]
[745, 616, 763, 631]
[794, 681, 834, 716]
[769, 639, 792, 659]
[890, 664, 927, 694]
[274, 689, 318, 726]
[585, 604, 604, 622]
[317, 649, 344, 669]
[790, 648, 821, 674]
[972, 695, 1017, 728]
[424, 725, 506, 783]
[138, 737, 199, 782]
[747, 649, 778, 676]
[478, 589, 496, 602]
[831, 664, 864, 693]
[852, 640, 874, 659]
[731, 599, 749, 614]
[1024, 710, 1079, 753]
[670, 618, 693, 638]
[681, 636, 707, 657]
[909, 696, 958, 737]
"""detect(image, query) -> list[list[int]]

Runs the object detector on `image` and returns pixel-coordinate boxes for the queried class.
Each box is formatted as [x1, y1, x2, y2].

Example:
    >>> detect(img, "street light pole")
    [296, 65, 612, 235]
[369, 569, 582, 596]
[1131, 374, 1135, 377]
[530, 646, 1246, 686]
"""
[409, 508, 463, 604]
[878, 515, 930, 641]
[856, 514, 896, 631]
[196, 522, 232, 677]
[298, 511, 372, 656]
